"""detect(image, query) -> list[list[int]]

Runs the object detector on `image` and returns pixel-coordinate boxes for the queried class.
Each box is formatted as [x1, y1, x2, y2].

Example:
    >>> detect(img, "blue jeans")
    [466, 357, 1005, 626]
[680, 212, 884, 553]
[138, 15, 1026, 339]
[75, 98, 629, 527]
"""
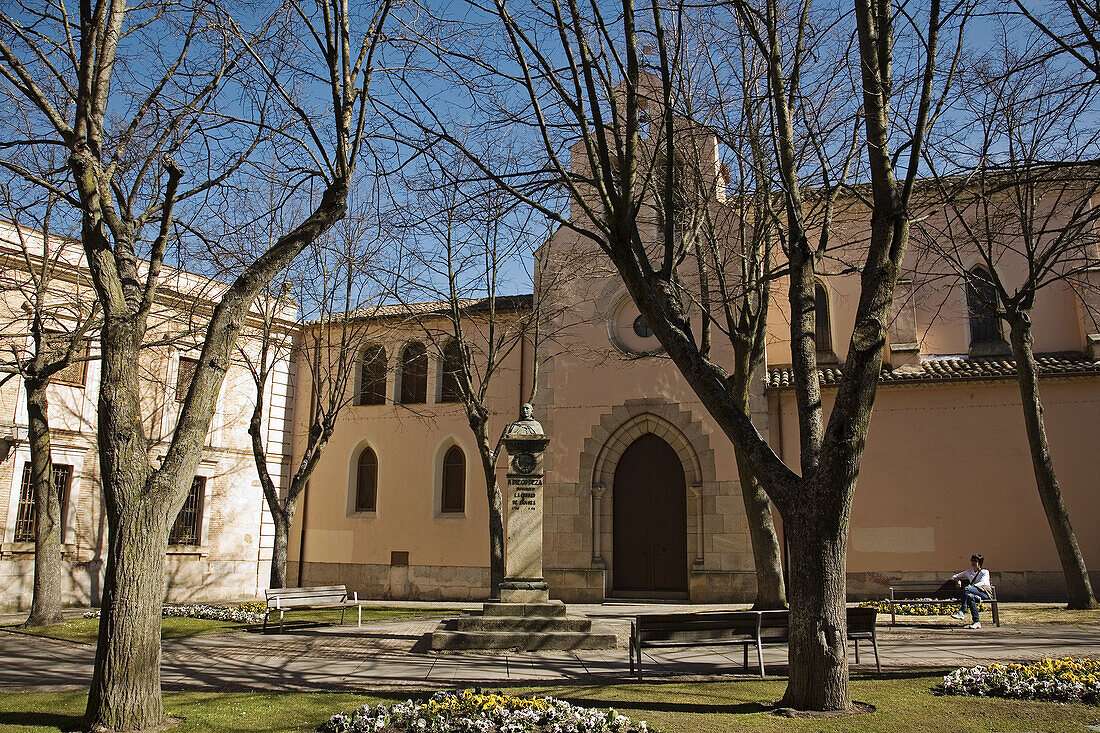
[961, 585, 990, 622]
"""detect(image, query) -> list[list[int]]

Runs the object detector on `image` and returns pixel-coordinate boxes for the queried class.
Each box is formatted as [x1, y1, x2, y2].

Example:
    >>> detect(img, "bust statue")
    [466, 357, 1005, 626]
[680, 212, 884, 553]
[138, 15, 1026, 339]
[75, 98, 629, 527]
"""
[506, 403, 544, 436]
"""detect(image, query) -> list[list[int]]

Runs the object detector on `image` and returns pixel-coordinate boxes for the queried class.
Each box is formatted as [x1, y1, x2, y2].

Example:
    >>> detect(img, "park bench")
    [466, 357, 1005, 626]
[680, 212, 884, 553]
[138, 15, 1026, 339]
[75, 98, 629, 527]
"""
[629, 611, 765, 680]
[629, 607, 882, 680]
[847, 606, 882, 673]
[888, 580, 1000, 627]
[263, 584, 363, 633]
[752, 608, 881, 675]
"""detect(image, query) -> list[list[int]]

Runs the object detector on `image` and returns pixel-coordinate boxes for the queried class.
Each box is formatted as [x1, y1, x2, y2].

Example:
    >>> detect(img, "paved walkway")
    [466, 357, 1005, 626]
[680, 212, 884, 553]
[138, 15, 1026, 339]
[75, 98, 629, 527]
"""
[2, 603, 1099, 692]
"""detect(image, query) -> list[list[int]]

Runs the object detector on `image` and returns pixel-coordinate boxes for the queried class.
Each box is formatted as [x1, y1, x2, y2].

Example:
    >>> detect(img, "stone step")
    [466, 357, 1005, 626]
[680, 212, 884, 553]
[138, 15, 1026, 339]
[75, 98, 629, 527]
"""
[452, 616, 593, 633]
[429, 624, 617, 652]
[481, 601, 567, 618]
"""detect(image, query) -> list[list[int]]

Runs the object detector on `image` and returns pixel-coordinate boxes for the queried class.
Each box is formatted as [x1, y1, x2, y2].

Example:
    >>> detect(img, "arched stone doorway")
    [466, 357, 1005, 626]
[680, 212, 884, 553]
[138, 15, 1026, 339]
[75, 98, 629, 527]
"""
[613, 433, 688, 594]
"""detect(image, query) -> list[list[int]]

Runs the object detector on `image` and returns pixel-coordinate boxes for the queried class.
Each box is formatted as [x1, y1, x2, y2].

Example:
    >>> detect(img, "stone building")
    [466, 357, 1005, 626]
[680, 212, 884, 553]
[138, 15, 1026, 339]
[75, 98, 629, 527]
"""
[287, 133, 1100, 604]
[4, 126, 1100, 608]
[0, 220, 297, 610]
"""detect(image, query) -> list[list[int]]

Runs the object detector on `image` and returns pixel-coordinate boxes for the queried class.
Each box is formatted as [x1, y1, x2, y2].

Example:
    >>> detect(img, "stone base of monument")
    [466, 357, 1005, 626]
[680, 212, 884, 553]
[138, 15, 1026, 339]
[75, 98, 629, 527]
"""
[498, 578, 550, 604]
[429, 600, 616, 652]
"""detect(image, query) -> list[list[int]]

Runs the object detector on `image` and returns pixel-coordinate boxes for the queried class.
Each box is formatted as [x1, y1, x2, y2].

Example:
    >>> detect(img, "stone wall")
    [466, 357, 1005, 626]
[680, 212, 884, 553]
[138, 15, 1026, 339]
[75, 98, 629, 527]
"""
[293, 561, 491, 600]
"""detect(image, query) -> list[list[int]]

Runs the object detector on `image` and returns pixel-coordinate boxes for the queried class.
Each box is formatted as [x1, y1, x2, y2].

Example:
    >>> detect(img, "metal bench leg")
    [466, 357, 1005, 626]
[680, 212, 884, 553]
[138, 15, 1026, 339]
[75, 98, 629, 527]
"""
[992, 600, 1000, 627]
[358, 605, 362, 628]
[756, 635, 765, 679]
[743, 642, 748, 670]
[263, 612, 269, 633]
[872, 633, 881, 675]
[341, 607, 347, 626]
[279, 609, 284, 633]
[854, 638, 860, 665]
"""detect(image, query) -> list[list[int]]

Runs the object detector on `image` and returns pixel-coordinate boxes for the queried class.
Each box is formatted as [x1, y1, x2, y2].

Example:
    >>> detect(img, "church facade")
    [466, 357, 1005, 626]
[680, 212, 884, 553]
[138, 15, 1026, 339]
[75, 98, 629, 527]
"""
[3, 153, 1100, 610]
[286, 161, 1100, 604]
[0, 220, 296, 610]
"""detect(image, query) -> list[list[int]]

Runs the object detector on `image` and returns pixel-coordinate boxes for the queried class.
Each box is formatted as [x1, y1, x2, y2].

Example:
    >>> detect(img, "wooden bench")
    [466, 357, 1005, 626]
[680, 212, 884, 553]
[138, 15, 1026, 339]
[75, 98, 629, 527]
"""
[629, 611, 765, 680]
[888, 580, 1000, 626]
[264, 585, 362, 632]
[629, 607, 882, 680]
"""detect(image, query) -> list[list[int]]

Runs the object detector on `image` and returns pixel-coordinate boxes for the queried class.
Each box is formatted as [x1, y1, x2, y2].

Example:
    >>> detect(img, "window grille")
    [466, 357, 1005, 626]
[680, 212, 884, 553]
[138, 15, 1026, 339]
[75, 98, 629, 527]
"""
[169, 476, 205, 545]
[14, 462, 72, 543]
[814, 283, 832, 353]
[359, 346, 387, 405]
[399, 342, 427, 404]
[966, 268, 1003, 345]
[442, 445, 465, 513]
[439, 340, 463, 403]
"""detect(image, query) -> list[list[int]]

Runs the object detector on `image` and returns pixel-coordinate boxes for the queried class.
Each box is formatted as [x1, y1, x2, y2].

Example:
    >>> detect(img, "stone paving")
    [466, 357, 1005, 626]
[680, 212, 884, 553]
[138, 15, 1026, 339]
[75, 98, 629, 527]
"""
[2, 602, 1099, 692]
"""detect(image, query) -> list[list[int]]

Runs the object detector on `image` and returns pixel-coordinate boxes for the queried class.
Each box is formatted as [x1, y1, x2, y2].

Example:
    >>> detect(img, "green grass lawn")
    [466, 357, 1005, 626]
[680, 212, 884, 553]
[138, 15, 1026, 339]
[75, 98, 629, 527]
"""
[2, 606, 468, 645]
[1, 675, 1098, 732]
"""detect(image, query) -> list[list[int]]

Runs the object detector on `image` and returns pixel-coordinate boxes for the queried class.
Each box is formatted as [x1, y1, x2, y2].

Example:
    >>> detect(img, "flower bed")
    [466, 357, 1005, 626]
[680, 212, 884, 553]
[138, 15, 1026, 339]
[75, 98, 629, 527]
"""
[82, 603, 265, 625]
[324, 690, 651, 732]
[859, 598, 983, 616]
[943, 658, 1100, 704]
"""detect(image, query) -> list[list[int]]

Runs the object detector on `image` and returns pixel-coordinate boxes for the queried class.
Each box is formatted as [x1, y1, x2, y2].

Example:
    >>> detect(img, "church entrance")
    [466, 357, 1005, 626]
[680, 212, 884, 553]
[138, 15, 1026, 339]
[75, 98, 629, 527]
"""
[612, 433, 688, 595]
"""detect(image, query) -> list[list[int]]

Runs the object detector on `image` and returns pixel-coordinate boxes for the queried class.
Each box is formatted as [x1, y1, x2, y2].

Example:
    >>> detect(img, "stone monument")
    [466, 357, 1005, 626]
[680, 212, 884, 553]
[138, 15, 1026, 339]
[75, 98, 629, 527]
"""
[499, 403, 551, 604]
[429, 404, 614, 651]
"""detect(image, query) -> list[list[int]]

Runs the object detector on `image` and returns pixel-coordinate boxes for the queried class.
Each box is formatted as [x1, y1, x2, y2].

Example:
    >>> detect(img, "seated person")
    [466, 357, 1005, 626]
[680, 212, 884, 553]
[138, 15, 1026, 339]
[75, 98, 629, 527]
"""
[951, 553, 992, 629]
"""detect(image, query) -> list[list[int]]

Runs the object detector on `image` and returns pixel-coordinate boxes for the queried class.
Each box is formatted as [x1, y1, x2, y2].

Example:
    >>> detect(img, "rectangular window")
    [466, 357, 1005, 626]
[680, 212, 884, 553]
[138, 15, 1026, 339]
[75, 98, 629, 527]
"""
[176, 356, 200, 403]
[169, 476, 205, 546]
[14, 462, 73, 543]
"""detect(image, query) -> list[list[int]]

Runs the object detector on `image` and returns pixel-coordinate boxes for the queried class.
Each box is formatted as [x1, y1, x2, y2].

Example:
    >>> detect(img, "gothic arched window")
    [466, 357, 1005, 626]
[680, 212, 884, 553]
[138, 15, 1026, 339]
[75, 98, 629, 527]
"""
[441, 445, 465, 513]
[355, 447, 378, 512]
[814, 282, 832, 354]
[966, 267, 1003, 346]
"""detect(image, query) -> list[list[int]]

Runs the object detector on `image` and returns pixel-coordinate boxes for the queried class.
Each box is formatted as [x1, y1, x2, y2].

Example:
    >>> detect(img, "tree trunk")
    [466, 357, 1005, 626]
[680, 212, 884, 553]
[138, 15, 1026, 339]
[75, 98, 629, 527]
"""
[269, 505, 292, 590]
[84, 315, 165, 732]
[729, 365, 786, 610]
[733, 449, 787, 609]
[780, 501, 850, 710]
[25, 377, 65, 627]
[1008, 312, 1098, 609]
[85, 498, 168, 731]
[473, 420, 505, 597]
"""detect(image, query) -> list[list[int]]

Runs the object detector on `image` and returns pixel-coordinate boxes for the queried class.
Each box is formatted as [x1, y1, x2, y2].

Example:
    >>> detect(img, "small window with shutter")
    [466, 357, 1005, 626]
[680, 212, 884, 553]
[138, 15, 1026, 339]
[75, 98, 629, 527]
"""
[176, 356, 200, 403]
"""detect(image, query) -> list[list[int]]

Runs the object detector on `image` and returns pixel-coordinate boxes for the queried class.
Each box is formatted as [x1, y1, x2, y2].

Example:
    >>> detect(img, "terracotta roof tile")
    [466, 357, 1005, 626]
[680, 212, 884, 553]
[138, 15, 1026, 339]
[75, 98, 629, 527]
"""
[309, 294, 533, 324]
[765, 351, 1100, 389]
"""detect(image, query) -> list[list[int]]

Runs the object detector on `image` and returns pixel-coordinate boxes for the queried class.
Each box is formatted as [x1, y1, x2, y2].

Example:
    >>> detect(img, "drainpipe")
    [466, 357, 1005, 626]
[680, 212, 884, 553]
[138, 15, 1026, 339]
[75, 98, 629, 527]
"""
[767, 382, 790, 596]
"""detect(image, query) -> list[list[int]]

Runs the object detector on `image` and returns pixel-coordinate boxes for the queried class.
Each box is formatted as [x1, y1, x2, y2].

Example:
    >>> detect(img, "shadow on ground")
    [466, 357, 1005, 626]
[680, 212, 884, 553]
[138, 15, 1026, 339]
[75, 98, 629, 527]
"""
[0, 711, 83, 729]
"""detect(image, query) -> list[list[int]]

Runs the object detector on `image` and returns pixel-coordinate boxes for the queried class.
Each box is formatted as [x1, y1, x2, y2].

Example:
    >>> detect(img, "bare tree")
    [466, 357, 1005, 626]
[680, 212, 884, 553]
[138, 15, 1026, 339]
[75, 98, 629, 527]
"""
[920, 25, 1100, 609]
[676, 1, 863, 610]
[390, 143, 547, 597]
[386, 0, 962, 709]
[244, 209, 389, 590]
[0, 1, 390, 728]
[0, 193, 98, 627]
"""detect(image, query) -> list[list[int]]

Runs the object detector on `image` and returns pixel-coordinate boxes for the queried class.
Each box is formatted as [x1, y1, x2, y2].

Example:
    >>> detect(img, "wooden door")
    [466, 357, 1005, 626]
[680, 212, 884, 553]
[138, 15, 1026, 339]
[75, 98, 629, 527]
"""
[613, 433, 688, 593]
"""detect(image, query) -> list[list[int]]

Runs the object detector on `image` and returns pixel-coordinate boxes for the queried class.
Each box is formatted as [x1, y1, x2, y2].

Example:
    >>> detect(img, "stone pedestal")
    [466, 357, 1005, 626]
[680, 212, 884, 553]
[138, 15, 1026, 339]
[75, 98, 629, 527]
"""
[499, 434, 551, 604]
[428, 418, 615, 651]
